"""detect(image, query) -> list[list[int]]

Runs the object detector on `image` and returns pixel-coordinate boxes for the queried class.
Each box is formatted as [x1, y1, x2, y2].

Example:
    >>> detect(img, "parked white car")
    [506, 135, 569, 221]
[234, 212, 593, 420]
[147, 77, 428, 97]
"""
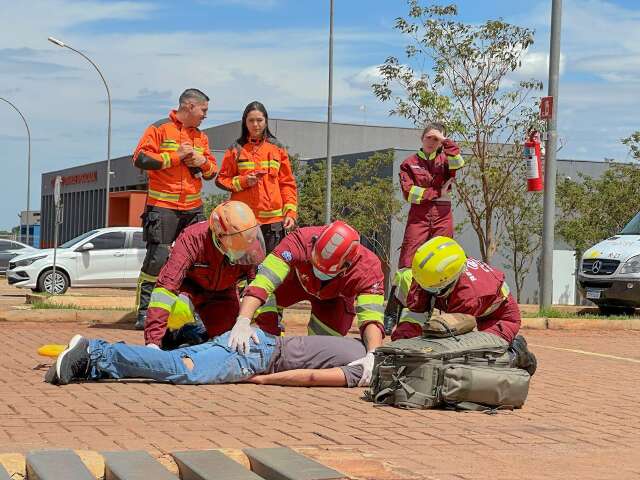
[577, 211, 640, 315]
[7, 227, 145, 294]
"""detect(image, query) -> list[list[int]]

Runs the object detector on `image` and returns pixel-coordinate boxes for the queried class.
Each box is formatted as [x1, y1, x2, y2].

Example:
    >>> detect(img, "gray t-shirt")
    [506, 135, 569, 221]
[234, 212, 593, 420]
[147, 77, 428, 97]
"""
[270, 336, 366, 387]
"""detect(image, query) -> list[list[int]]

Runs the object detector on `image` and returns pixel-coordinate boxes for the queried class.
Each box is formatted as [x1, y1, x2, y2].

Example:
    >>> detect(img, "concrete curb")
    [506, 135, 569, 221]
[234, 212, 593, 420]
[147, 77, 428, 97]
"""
[523, 317, 640, 331]
[0, 309, 135, 324]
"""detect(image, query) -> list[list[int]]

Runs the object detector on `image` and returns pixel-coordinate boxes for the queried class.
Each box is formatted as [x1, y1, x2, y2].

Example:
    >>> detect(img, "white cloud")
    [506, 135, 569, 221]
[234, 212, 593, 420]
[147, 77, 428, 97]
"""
[347, 65, 384, 90]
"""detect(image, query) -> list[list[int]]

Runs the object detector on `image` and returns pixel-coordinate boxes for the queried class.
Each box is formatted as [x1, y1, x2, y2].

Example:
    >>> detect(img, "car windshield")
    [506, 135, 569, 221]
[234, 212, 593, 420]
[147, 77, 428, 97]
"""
[59, 230, 99, 249]
[620, 212, 640, 235]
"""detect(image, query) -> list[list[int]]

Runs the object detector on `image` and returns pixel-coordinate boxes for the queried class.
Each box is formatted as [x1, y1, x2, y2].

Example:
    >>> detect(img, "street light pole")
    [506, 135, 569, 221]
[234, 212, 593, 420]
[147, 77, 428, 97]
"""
[540, 0, 563, 309]
[324, 0, 334, 225]
[0, 97, 31, 246]
[48, 36, 112, 228]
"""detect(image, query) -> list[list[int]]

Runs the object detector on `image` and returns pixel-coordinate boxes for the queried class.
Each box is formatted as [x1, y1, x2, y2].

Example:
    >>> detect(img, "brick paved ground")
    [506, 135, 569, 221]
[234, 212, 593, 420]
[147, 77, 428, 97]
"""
[0, 321, 638, 480]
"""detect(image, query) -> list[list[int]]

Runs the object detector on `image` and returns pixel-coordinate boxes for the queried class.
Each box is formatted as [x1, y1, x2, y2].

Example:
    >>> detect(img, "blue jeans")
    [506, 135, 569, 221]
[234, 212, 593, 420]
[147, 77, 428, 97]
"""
[88, 329, 277, 385]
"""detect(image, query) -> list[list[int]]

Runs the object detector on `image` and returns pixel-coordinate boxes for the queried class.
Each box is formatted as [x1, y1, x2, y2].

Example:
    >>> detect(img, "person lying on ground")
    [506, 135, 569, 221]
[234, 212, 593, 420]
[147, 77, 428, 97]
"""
[44, 328, 367, 388]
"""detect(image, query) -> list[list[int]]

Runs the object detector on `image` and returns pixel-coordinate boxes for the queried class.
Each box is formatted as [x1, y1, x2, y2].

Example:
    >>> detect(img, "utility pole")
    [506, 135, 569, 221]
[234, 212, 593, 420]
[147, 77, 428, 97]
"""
[324, 0, 334, 225]
[540, 0, 563, 309]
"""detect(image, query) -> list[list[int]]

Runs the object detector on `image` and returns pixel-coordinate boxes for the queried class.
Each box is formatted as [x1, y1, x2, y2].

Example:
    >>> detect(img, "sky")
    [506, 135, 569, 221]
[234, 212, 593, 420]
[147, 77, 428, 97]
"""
[1, 0, 639, 230]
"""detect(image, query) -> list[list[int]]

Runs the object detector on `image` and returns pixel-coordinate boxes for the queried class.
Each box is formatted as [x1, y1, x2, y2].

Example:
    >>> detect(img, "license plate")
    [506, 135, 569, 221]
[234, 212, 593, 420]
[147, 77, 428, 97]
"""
[586, 288, 602, 300]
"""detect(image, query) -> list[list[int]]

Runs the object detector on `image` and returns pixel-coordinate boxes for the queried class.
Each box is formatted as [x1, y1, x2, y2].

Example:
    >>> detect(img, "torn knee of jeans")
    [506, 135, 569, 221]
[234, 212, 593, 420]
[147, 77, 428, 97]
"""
[182, 356, 194, 370]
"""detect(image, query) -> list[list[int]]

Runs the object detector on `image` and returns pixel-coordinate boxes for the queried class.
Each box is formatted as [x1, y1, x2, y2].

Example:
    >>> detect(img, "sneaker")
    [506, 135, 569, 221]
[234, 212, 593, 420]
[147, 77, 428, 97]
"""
[55, 334, 91, 385]
[134, 311, 146, 331]
[511, 334, 538, 376]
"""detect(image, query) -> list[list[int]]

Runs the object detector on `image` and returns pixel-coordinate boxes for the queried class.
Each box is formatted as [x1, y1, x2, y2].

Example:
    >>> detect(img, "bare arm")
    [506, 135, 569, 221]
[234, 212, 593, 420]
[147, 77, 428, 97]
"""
[361, 322, 384, 352]
[247, 368, 347, 387]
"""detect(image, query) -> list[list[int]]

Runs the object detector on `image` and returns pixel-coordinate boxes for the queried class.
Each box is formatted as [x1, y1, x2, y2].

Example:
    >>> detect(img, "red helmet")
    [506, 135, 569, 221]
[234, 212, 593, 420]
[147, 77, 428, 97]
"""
[311, 220, 360, 276]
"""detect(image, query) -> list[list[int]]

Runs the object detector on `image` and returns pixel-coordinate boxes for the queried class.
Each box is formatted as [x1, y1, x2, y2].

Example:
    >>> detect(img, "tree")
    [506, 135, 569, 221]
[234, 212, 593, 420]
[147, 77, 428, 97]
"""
[298, 151, 403, 271]
[202, 192, 229, 218]
[556, 164, 640, 254]
[499, 177, 542, 302]
[622, 131, 640, 161]
[373, 1, 544, 263]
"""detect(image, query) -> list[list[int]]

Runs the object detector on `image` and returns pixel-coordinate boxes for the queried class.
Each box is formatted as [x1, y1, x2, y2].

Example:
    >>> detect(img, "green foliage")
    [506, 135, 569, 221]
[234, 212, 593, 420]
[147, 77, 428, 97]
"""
[202, 192, 230, 219]
[622, 131, 640, 161]
[298, 151, 402, 268]
[373, 0, 544, 262]
[556, 163, 640, 253]
[499, 177, 542, 302]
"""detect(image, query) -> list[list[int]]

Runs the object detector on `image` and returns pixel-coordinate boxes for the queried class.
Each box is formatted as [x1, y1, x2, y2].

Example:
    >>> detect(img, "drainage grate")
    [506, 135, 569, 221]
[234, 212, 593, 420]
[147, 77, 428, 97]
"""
[12, 448, 347, 480]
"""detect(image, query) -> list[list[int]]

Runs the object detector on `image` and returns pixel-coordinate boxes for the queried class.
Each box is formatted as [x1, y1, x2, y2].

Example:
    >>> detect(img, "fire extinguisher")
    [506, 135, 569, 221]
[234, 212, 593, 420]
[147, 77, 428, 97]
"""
[524, 130, 543, 192]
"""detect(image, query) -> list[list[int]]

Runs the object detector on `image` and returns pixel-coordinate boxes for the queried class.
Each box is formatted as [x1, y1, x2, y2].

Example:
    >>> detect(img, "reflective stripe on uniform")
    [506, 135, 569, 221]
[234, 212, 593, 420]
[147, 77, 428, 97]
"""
[408, 185, 425, 204]
[479, 281, 510, 317]
[148, 287, 178, 312]
[308, 314, 341, 336]
[160, 152, 172, 169]
[185, 192, 201, 202]
[399, 309, 427, 325]
[356, 293, 384, 326]
[259, 160, 280, 170]
[194, 146, 204, 154]
[232, 176, 242, 192]
[148, 189, 180, 201]
[417, 150, 438, 161]
[136, 271, 158, 310]
[160, 140, 178, 151]
[258, 208, 283, 218]
[283, 203, 297, 215]
[251, 254, 291, 294]
[167, 294, 197, 330]
[447, 153, 465, 170]
[394, 268, 413, 306]
[203, 160, 216, 177]
[237, 161, 256, 171]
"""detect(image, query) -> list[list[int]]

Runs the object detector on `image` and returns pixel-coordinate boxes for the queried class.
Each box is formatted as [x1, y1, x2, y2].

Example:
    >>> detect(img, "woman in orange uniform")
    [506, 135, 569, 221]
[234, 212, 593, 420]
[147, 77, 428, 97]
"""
[216, 101, 298, 252]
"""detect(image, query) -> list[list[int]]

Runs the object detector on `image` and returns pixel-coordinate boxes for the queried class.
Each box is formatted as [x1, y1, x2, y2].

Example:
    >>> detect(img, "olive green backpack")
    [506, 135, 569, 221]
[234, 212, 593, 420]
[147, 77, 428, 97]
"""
[366, 328, 531, 411]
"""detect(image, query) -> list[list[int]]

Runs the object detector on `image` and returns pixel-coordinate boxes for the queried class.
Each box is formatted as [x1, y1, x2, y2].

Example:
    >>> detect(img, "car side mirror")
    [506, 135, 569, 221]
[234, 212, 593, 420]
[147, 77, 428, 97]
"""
[79, 242, 94, 252]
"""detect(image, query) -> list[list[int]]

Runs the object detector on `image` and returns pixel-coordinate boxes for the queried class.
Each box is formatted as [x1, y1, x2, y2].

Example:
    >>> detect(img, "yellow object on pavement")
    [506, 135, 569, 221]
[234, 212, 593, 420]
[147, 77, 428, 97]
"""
[37, 344, 66, 358]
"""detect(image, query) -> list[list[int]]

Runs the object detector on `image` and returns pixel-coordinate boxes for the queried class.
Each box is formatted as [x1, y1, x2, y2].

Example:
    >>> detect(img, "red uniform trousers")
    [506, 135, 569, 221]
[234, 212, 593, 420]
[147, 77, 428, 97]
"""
[392, 294, 521, 344]
[254, 273, 356, 337]
[398, 202, 453, 268]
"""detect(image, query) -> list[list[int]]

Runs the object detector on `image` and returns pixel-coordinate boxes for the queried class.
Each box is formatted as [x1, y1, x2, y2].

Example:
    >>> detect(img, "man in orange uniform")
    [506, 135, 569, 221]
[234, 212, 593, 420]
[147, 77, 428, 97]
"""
[132, 88, 218, 330]
[384, 122, 465, 334]
[216, 101, 297, 252]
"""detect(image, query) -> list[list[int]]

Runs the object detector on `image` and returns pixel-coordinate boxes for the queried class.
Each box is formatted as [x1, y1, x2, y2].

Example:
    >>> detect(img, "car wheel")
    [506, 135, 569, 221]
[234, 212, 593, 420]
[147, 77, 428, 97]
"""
[38, 269, 70, 295]
[598, 305, 636, 316]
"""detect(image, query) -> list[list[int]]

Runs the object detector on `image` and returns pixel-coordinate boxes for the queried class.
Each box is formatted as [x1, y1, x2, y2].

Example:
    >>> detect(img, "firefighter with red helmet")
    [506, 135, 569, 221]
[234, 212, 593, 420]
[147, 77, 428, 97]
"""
[143, 201, 268, 349]
[227, 220, 386, 385]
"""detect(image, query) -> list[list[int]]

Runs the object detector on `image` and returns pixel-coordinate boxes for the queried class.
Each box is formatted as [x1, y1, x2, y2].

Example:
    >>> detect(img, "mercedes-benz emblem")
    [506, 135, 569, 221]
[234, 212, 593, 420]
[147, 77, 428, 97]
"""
[591, 260, 602, 274]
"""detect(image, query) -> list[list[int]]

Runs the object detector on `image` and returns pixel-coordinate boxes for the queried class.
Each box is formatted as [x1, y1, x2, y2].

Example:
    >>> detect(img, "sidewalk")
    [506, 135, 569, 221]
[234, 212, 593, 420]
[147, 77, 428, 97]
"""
[1, 322, 639, 479]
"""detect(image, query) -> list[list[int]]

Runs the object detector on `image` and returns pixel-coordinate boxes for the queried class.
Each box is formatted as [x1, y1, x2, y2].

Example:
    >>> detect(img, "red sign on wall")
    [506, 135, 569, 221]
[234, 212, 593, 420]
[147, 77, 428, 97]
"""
[540, 96, 553, 120]
[50, 171, 98, 187]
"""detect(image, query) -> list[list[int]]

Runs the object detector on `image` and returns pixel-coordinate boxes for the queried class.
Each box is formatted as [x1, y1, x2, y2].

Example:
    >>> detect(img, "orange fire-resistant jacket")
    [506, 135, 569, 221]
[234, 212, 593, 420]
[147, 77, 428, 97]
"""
[215, 137, 297, 224]
[133, 110, 217, 210]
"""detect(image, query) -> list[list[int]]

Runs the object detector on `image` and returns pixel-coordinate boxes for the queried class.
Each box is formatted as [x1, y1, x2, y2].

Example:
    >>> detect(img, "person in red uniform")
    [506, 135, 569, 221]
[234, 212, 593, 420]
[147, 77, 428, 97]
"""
[226, 221, 386, 385]
[384, 122, 465, 334]
[144, 201, 267, 349]
[391, 236, 537, 375]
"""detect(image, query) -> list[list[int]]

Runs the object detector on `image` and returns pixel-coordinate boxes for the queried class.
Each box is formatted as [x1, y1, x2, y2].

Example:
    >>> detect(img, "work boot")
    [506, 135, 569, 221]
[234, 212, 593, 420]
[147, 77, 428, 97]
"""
[47, 335, 91, 385]
[134, 311, 146, 331]
[510, 335, 538, 376]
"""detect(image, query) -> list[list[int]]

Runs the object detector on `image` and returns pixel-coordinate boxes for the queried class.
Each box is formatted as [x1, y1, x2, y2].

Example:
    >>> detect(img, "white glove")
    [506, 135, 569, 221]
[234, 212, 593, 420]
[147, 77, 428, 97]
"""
[348, 351, 375, 387]
[146, 343, 161, 350]
[228, 316, 260, 354]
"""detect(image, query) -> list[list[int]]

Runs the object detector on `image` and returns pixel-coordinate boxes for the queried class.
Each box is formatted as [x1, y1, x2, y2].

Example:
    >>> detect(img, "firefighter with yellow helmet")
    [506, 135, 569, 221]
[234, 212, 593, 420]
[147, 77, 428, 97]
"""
[391, 236, 537, 375]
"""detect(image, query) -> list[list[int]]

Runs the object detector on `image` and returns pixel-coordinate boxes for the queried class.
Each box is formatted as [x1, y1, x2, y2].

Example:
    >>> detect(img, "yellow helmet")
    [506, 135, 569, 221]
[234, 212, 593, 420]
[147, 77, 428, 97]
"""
[411, 236, 467, 293]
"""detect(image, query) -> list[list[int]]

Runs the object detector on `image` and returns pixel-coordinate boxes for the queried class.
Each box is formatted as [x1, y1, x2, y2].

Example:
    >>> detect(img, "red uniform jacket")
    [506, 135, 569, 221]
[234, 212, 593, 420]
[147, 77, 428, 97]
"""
[399, 139, 462, 205]
[145, 222, 254, 346]
[401, 258, 520, 343]
[244, 226, 386, 336]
